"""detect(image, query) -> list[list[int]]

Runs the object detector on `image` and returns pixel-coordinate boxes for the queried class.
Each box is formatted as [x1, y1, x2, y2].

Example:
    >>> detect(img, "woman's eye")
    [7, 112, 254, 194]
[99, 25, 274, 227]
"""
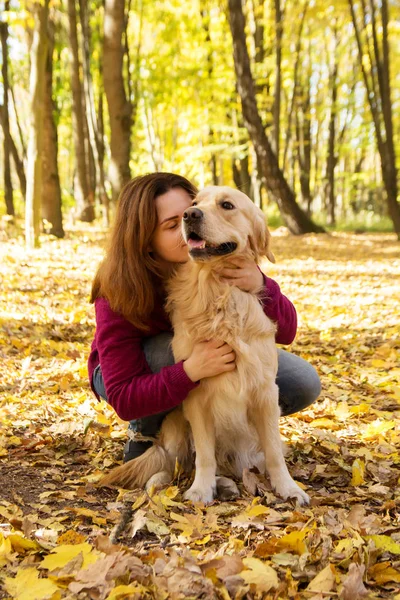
[222, 201, 234, 210]
[169, 223, 178, 229]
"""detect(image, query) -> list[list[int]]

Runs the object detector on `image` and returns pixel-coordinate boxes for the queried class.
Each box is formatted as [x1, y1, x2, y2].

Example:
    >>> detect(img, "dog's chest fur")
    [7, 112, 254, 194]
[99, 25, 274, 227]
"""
[166, 260, 277, 395]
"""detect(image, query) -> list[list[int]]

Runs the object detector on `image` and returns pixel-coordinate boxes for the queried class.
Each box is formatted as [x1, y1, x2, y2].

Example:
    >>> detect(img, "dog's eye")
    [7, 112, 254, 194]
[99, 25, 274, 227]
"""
[192, 202, 198, 206]
[221, 201, 234, 210]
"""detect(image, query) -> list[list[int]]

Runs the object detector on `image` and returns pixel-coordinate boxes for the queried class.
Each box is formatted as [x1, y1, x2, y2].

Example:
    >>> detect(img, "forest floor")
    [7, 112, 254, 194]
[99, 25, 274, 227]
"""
[0, 226, 399, 600]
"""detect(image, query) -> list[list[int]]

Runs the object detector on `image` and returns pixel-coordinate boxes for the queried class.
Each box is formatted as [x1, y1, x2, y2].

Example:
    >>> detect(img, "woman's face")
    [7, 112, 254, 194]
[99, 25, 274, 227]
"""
[151, 187, 193, 273]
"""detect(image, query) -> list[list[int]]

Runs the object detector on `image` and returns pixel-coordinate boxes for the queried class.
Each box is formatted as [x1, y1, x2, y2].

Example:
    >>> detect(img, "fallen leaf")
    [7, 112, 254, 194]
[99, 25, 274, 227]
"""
[240, 557, 279, 593]
[306, 564, 336, 593]
[4, 567, 60, 600]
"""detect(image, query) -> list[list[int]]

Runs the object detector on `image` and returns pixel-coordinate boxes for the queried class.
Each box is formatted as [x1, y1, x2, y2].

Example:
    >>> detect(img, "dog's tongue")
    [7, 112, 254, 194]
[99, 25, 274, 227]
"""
[187, 238, 205, 248]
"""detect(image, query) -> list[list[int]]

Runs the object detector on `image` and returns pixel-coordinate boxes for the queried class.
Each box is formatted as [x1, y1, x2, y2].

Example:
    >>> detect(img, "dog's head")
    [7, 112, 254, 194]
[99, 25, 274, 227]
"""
[182, 186, 275, 263]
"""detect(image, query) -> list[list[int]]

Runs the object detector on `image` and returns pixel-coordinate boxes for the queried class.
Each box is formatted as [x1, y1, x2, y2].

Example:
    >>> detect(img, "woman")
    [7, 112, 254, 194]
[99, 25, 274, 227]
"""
[88, 173, 321, 462]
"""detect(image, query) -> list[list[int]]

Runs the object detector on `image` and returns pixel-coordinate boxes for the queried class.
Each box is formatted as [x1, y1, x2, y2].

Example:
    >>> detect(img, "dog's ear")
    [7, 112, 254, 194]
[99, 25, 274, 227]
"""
[249, 211, 276, 263]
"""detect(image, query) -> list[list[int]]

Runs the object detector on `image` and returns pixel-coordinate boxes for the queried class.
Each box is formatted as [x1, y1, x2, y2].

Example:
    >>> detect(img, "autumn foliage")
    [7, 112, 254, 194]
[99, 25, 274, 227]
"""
[0, 228, 399, 599]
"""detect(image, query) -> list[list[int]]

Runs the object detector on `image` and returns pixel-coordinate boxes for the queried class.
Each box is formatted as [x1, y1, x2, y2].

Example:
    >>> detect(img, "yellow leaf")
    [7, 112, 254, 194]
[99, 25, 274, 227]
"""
[39, 543, 99, 572]
[306, 564, 336, 593]
[56, 530, 86, 545]
[247, 504, 269, 517]
[169, 511, 189, 524]
[8, 534, 40, 554]
[106, 584, 148, 600]
[334, 539, 356, 556]
[309, 418, 339, 430]
[351, 459, 365, 486]
[7, 435, 22, 446]
[277, 530, 309, 555]
[59, 376, 70, 391]
[164, 486, 179, 498]
[4, 567, 60, 600]
[195, 534, 211, 545]
[365, 535, 400, 555]
[69, 507, 107, 525]
[363, 419, 396, 440]
[159, 487, 185, 509]
[0, 532, 13, 567]
[368, 561, 400, 584]
[240, 557, 279, 592]
[371, 359, 387, 368]
[390, 386, 400, 401]
[130, 493, 147, 511]
[349, 403, 370, 415]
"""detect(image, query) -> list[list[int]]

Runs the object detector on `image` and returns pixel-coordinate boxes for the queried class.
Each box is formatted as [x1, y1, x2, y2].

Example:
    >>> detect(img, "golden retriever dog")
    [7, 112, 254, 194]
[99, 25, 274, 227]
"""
[101, 186, 309, 505]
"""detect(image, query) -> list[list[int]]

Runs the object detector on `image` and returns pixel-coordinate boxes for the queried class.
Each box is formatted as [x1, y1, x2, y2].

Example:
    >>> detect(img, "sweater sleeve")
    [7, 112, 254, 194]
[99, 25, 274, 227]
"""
[258, 272, 297, 345]
[94, 298, 199, 422]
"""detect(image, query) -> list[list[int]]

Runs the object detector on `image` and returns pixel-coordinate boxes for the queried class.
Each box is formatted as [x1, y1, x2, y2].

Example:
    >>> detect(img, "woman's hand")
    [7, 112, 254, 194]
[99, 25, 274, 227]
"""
[219, 257, 264, 293]
[183, 340, 236, 382]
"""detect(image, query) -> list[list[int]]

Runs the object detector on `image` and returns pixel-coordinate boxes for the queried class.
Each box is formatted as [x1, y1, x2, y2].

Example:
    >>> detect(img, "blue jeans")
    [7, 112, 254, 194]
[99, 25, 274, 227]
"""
[92, 332, 321, 440]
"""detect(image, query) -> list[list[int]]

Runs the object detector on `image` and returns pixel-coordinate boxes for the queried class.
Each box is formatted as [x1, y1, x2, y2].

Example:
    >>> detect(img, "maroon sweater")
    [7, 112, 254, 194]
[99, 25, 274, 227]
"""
[88, 274, 297, 421]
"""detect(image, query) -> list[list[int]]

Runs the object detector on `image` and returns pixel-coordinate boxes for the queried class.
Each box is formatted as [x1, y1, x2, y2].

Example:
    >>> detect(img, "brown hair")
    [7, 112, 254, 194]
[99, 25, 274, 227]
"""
[91, 173, 197, 330]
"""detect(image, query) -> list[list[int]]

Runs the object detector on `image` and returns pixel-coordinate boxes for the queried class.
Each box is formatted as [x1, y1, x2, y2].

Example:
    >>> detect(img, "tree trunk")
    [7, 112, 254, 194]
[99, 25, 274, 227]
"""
[200, 7, 219, 186]
[348, 0, 400, 238]
[0, 2, 14, 216]
[282, 1, 309, 172]
[79, 0, 110, 224]
[0, 106, 27, 199]
[26, 0, 49, 249]
[232, 154, 252, 198]
[42, 18, 64, 238]
[273, 0, 283, 158]
[325, 27, 339, 226]
[227, 0, 324, 234]
[103, 0, 132, 201]
[67, 0, 95, 222]
[296, 80, 312, 214]
[10, 86, 27, 160]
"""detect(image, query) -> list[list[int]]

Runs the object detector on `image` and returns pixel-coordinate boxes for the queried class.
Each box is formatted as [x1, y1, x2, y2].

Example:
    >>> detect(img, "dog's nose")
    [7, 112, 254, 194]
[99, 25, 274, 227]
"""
[183, 207, 203, 222]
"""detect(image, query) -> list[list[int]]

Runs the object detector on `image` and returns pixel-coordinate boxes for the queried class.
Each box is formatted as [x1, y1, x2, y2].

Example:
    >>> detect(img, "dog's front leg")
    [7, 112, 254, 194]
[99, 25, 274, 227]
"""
[183, 394, 217, 504]
[251, 385, 310, 505]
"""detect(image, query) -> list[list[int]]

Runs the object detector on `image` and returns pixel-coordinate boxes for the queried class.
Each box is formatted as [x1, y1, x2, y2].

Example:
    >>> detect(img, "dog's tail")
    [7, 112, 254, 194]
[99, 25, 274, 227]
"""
[99, 443, 172, 490]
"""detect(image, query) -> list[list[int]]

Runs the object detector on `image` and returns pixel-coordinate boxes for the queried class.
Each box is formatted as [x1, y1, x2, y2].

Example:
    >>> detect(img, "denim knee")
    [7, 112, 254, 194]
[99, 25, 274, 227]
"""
[129, 332, 176, 436]
[277, 351, 321, 417]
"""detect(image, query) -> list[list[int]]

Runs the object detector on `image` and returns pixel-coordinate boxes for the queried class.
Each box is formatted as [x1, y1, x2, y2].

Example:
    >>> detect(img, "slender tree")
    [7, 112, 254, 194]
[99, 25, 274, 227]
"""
[0, 0, 14, 215]
[67, 0, 95, 221]
[282, 1, 309, 172]
[273, 0, 283, 159]
[25, 0, 49, 249]
[295, 63, 312, 214]
[79, 0, 110, 224]
[348, 0, 400, 238]
[324, 23, 339, 226]
[42, 17, 64, 238]
[227, 0, 324, 234]
[0, 105, 26, 198]
[103, 0, 132, 201]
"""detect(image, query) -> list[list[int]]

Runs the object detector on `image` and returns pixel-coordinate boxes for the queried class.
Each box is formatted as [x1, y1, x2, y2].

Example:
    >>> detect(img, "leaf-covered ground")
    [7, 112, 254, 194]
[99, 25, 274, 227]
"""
[0, 227, 399, 600]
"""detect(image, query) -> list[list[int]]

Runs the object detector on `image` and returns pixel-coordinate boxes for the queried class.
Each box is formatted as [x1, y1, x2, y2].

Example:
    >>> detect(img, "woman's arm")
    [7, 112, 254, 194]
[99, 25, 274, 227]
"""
[93, 298, 198, 421]
[218, 258, 297, 345]
[259, 273, 297, 345]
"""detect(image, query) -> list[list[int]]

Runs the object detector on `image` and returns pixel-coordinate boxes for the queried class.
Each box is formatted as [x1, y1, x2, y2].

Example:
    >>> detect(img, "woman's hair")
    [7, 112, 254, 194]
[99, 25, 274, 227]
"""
[91, 172, 198, 330]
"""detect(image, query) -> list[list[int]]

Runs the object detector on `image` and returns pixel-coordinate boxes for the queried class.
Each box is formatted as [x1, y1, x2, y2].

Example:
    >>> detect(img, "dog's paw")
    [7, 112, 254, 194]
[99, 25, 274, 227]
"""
[273, 479, 310, 506]
[216, 476, 240, 501]
[145, 470, 171, 492]
[184, 485, 215, 505]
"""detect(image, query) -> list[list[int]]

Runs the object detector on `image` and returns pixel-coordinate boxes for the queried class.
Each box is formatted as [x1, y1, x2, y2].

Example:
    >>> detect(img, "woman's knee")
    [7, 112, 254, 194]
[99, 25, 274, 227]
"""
[277, 350, 321, 416]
